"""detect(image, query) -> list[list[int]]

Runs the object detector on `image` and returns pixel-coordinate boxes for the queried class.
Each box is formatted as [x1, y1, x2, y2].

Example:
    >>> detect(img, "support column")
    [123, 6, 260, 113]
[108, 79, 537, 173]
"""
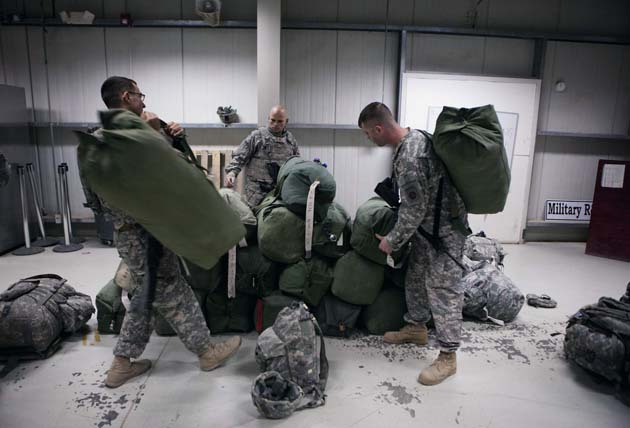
[257, 0, 282, 126]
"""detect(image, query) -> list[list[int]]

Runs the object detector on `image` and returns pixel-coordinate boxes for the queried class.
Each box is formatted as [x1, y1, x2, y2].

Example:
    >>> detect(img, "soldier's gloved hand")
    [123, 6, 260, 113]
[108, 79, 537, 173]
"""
[375, 234, 393, 255]
[141, 111, 161, 131]
[225, 172, 236, 188]
[164, 121, 184, 138]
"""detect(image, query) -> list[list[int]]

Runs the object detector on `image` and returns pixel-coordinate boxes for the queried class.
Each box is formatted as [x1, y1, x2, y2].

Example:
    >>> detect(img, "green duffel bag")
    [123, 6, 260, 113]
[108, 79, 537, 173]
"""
[276, 156, 336, 222]
[76, 109, 245, 269]
[95, 280, 126, 335]
[182, 257, 225, 293]
[257, 203, 305, 264]
[361, 288, 407, 335]
[205, 290, 257, 333]
[258, 200, 352, 264]
[350, 197, 397, 265]
[254, 293, 297, 333]
[433, 105, 510, 214]
[235, 245, 279, 298]
[313, 293, 362, 338]
[331, 251, 384, 305]
[155, 289, 209, 336]
[279, 256, 333, 307]
[384, 265, 407, 290]
[312, 202, 352, 260]
[220, 188, 257, 244]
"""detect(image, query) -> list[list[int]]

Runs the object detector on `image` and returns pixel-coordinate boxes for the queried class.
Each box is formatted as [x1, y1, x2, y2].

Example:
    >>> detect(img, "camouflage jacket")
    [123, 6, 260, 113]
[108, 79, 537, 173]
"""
[385, 129, 468, 252]
[225, 127, 300, 189]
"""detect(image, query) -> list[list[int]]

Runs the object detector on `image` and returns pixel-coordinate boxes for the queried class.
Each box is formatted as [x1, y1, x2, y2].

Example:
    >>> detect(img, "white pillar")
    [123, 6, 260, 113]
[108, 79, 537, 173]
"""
[257, 0, 282, 126]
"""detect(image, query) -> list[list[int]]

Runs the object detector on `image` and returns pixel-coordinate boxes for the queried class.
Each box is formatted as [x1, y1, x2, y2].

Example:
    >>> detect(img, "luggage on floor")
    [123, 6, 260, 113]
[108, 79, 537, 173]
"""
[220, 188, 258, 244]
[235, 245, 279, 298]
[331, 250, 384, 305]
[432, 105, 510, 214]
[362, 288, 407, 335]
[254, 294, 297, 333]
[255, 301, 328, 409]
[350, 197, 398, 265]
[96, 280, 126, 334]
[0, 274, 95, 357]
[276, 156, 336, 222]
[461, 262, 524, 324]
[564, 297, 630, 405]
[205, 289, 257, 333]
[312, 202, 352, 260]
[464, 231, 506, 266]
[257, 203, 305, 264]
[182, 257, 225, 293]
[76, 109, 245, 269]
[313, 294, 362, 338]
[279, 256, 333, 307]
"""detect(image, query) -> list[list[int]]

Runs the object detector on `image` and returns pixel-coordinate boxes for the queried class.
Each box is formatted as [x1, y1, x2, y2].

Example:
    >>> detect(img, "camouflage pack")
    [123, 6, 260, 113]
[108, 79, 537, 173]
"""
[0, 274, 95, 357]
[255, 301, 328, 410]
[565, 296, 630, 405]
[461, 262, 524, 324]
[464, 232, 506, 267]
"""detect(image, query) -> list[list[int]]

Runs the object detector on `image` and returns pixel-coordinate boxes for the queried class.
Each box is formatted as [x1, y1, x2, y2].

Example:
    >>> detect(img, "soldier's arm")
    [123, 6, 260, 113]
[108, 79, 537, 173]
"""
[225, 131, 257, 177]
[384, 158, 430, 252]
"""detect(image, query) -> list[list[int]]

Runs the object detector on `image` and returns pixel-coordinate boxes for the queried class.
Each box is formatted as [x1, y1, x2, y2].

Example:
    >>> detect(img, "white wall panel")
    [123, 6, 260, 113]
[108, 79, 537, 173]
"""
[412, 0, 488, 28]
[26, 27, 49, 123]
[558, 0, 630, 36]
[612, 47, 630, 136]
[482, 37, 534, 78]
[283, 0, 338, 22]
[336, 31, 398, 124]
[487, 0, 560, 32]
[337, 0, 414, 25]
[407, 34, 485, 75]
[526, 136, 630, 221]
[282, 30, 336, 124]
[289, 129, 336, 172]
[542, 42, 627, 135]
[105, 28, 184, 122]
[1, 28, 32, 112]
[332, 130, 392, 217]
[183, 28, 256, 124]
[45, 28, 107, 123]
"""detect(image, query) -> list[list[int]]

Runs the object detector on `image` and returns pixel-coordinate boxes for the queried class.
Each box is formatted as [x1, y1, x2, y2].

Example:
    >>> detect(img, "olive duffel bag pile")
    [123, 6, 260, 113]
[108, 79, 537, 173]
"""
[0, 274, 95, 358]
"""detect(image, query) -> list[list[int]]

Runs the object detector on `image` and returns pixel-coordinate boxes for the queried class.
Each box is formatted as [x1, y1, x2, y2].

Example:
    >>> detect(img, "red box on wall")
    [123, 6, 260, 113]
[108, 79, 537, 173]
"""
[585, 160, 630, 262]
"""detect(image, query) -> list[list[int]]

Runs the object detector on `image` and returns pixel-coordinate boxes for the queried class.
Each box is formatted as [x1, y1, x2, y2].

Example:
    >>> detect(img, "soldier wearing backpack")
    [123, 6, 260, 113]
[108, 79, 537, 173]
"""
[358, 102, 468, 386]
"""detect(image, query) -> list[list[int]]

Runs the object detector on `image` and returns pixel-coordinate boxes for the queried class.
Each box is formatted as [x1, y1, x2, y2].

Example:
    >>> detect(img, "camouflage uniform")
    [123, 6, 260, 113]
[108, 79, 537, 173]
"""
[225, 127, 300, 207]
[385, 129, 468, 353]
[84, 128, 212, 359]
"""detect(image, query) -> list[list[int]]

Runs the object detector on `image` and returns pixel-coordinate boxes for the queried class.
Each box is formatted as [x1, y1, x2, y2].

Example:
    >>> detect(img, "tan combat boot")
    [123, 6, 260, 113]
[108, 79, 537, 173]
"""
[105, 356, 152, 388]
[383, 324, 428, 345]
[199, 336, 242, 371]
[418, 351, 457, 386]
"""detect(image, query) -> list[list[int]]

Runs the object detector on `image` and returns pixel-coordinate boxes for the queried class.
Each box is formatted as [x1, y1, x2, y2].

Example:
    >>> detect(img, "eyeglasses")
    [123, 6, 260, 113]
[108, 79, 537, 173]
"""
[127, 91, 146, 102]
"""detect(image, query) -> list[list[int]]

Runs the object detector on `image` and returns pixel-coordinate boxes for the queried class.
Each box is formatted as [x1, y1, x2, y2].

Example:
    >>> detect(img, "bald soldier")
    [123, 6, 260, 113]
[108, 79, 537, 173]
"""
[225, 105, 300, 207]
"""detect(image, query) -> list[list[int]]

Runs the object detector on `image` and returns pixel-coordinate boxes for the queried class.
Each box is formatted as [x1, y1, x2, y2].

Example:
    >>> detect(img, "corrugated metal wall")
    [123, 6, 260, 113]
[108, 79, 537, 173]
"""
[0, 0, 629, 226]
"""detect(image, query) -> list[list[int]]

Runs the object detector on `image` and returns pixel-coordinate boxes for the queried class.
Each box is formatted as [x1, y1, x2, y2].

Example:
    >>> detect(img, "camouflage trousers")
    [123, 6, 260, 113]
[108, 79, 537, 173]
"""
[113, 224, 212, 359]
[244, 179, 273, 209]
[404, 231, 465, 353]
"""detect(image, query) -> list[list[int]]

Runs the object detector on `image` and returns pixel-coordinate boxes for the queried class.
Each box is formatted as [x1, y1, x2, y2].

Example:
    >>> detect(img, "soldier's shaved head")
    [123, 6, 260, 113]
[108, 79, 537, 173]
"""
[268, 105, 289, 134]
[269, 105, 288, 118]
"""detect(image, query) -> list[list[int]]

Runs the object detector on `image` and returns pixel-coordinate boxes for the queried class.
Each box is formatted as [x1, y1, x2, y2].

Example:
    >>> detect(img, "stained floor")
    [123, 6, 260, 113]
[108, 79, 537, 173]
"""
[0, 241, 628, 427]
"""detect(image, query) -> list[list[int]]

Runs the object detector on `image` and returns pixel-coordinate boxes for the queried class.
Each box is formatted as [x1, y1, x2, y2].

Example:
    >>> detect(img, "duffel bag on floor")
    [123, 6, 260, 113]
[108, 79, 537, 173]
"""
[0, 274, 95, 356]
[362, 288, 407, 335]
[313, 294, 362, 338]
[331, 251, 384, 305]
[279, 256, 333, 307]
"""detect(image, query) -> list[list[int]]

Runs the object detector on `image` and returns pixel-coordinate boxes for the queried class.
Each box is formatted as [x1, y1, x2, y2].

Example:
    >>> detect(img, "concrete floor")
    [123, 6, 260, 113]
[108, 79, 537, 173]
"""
[0, 241, 628, 428]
